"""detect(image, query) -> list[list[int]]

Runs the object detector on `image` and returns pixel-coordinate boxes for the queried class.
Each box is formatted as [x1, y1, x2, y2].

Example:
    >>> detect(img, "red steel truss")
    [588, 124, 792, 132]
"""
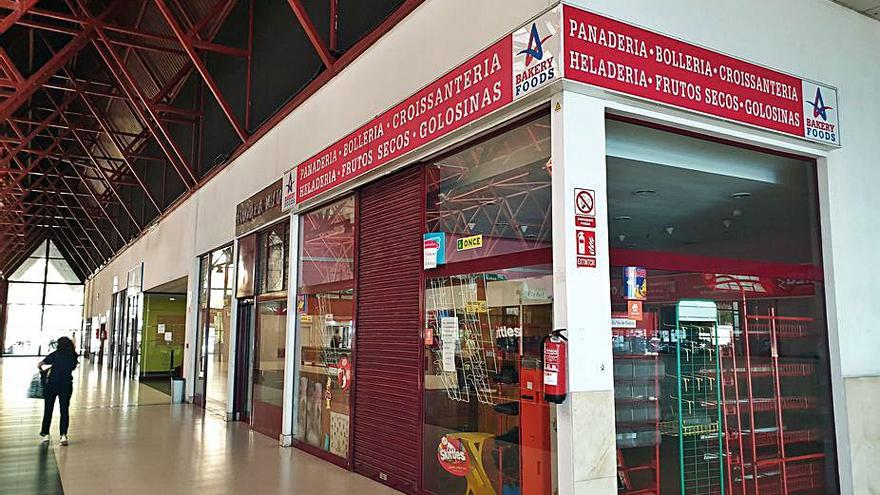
[0, 0, 424, 278]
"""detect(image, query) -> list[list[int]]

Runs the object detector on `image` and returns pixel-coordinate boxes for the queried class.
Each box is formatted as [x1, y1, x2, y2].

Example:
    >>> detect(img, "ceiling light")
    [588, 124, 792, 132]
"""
[614, 215, 632, 221]
[169, 297, 176, 301]
[618, 234, 627, 243]
[664, 226, 675, 236]
[732, 209, 742, 217]
[722, 219, 733, 229]
[731, 192, 752, 199]
[632, 189, 657, 196]
[625, 242, 638, 248]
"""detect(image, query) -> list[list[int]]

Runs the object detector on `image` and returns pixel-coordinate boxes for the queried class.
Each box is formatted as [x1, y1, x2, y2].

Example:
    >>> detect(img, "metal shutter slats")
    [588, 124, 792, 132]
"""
[353, 167, 422, 494]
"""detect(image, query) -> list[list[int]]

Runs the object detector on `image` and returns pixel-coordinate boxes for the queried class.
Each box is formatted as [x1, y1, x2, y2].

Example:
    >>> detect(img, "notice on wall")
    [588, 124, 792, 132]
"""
[440, 317, 460, 342]
[574, 186, 598, 268]
[424, 232, 446, 269]
[164, 332, 173, 342]
[440, 316, 459, 372]
[157, 324, 166, 334]
[456, 235, 483, 252]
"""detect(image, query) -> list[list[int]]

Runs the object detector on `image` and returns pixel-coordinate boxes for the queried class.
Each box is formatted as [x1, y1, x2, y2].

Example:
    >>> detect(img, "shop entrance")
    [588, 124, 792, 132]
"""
[605, 118, 838, 494]
[193, 245, 234, 413]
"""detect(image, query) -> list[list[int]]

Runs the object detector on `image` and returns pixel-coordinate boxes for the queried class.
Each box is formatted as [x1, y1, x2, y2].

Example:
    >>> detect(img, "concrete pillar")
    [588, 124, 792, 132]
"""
[226, 239, 240, 420]
[551, 90, 617, 494]
[280, 213, 300, 446]
[183, 256, 200, 401]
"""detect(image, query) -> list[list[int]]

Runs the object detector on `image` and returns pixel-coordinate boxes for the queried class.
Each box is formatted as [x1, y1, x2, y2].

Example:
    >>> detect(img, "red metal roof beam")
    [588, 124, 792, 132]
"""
[286, 0, 335, 68]
[0, 0, 40, 35]
[153, 0, 247, 142]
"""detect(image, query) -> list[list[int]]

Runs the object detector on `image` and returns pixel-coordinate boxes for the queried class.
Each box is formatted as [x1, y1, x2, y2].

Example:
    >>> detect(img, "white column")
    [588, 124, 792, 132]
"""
[551, 89, 616, 494]
[280, 213, 301, 446]
[226, 239, 240, 420]
[183, 256, 201, 401]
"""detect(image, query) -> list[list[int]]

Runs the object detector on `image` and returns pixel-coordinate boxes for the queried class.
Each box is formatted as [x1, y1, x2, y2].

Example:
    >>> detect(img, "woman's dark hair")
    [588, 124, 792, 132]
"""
[56, 336, 77, 357]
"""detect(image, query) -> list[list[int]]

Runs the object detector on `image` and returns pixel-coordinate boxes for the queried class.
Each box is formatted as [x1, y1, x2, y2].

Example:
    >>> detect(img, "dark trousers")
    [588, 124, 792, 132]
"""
[41, 382, 72, 436]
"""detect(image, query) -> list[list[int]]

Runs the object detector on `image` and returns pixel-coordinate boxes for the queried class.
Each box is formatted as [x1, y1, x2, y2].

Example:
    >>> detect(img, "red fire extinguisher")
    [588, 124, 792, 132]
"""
[542, 329, 567, 404]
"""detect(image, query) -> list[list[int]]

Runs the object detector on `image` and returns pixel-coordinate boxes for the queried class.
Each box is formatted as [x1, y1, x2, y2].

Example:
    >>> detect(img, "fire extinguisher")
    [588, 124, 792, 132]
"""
[542, 329, 567, 404]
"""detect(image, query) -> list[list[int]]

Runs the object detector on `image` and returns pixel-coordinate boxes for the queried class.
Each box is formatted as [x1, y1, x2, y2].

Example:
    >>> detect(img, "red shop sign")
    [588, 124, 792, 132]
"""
[292, 8, 562, 206]
[562, 5, 839, 146]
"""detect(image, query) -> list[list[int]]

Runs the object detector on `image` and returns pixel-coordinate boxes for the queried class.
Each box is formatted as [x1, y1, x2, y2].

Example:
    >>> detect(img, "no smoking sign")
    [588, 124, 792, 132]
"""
[575, 188, 595, 216]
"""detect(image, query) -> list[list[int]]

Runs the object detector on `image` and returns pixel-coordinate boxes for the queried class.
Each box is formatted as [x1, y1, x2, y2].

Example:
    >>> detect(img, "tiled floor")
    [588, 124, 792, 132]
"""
[0, 356, 398, 495]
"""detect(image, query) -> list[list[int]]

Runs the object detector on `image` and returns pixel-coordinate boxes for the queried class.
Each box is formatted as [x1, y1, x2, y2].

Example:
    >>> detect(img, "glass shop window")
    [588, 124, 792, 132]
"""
[293, 196, 356, 461]
[425, 115, 551, 265]
[423, 265, 555, 495]
[606, 119, 837, 495]
[259, 222, 290, 295]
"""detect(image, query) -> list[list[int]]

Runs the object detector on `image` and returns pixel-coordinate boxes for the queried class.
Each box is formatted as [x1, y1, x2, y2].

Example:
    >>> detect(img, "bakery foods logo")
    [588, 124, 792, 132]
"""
[437, 436, 470, 476]
[802, 82, 839, 145]
[513, 8, 560, 99]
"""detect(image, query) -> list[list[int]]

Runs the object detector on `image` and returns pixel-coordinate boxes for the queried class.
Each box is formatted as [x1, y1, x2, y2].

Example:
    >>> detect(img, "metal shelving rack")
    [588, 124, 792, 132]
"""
[719, 304, 828, 495]
[613, 314, 661, 495]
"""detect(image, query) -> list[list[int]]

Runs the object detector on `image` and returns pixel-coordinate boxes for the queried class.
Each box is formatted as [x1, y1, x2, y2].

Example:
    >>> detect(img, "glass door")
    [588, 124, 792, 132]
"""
[252, 296, 287, 438]
[250, 222, 289, 438]
[194, 246, 235, 412]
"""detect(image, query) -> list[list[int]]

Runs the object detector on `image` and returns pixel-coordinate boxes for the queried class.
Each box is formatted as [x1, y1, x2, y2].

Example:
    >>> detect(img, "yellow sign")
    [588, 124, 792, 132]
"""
[300, 315, 314, 323]
[464, 300, 488, 313]
[456, 234, 483, 251]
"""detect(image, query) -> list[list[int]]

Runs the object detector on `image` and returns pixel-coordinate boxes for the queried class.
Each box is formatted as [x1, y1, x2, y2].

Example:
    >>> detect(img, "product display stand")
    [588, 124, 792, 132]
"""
[720, 302, 827, 495]
[613, 313, 661, 495]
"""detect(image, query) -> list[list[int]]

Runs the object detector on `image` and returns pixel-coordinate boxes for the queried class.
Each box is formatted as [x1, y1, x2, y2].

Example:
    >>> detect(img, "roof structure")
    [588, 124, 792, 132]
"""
[0, 0, 421, 280]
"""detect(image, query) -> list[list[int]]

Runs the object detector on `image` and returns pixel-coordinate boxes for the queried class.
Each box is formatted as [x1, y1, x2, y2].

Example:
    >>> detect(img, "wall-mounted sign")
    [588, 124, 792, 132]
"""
[456, 234, 483, 252]
[281, 168, 297, 211]
[235, 180, 283, 237]
[290, 7, 562, 208]
[563, 6, 840, 146]
[164, 332, 173, 342]
[627, 300, 643, 321]
[157, 324, 166, 334]
[287, 4, 839, 208]
[611, 317, 637, 329]
[423, 232, 446, 269]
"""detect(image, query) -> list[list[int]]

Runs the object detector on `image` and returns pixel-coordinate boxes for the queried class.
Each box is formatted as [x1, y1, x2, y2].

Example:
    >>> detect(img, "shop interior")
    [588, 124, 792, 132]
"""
[606, 118, 836, 495]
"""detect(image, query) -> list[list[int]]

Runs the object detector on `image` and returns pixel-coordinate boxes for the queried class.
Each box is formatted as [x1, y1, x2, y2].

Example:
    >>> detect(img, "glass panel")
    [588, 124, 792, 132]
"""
[47, 240, 64, 258]
[607, 120, 835, 494]
[40, 305, 83, 354]
[426, 116, 551, 264]
[3, 304, 43, 355]
[260, 223, 289, 294]
[423, 264, 555, 495]
[254, 299, 287, 407]
[606, 120, 819, 264]
[206, 246, 234, 410]
[45, 284, 84, 305]
[46, 257, 80, 283]
[194, 255, 211, 401]
[9, 257, 47, 282]
[7, 282, 44, 304]
[294, 196, 355, 458]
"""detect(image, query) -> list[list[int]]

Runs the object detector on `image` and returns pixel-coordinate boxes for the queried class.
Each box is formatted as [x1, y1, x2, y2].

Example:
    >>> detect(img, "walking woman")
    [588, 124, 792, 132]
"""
[37, 336, 78, 445]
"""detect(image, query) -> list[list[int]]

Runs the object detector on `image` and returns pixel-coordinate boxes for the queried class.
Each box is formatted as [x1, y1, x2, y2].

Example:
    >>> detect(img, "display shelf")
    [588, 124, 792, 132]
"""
[614, 312, 660, 495]
[721, 305, 829, 495]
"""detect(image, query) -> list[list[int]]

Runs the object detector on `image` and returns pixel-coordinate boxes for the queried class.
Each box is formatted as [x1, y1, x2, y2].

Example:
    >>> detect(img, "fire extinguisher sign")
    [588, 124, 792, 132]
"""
[574, 187, 598, 268]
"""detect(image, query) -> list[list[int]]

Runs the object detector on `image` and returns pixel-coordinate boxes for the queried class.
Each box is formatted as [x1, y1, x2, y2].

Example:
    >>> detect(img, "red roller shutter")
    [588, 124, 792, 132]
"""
[354, 166, 423, 494]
